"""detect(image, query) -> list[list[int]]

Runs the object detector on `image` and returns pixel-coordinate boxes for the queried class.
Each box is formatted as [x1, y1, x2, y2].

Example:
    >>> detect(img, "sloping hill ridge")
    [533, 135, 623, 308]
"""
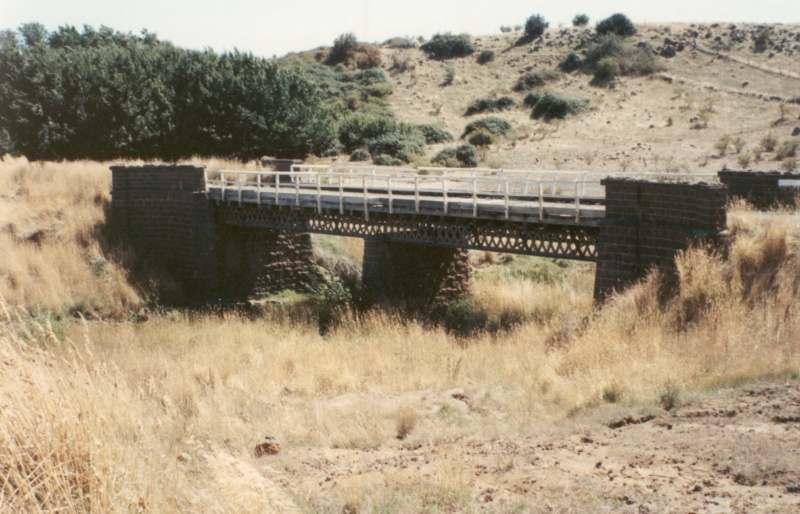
[324, 22, 800, 174]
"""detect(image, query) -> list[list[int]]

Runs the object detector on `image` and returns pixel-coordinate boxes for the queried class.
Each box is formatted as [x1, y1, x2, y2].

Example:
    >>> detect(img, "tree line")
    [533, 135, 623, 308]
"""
[0, 23, 337, 161]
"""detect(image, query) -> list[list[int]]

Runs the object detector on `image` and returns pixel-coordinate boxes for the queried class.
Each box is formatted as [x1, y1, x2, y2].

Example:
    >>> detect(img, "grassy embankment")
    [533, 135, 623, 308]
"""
[1, 156, 798, 511]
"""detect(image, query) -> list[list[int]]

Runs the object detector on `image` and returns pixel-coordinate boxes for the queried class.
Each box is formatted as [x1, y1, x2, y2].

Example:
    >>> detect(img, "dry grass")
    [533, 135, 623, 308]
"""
[2, 161, 799, 510]
[0, 155, 141, 315]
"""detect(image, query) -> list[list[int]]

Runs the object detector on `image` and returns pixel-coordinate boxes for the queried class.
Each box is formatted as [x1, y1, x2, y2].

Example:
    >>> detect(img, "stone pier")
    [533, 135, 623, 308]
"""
[593, 179, 728, 302]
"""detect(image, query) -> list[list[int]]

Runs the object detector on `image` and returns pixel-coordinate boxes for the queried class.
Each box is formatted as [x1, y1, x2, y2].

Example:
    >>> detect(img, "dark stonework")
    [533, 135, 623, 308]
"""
[593, 179, 728, 302]
[108, 164, 316, 305]
[362, 240, 472, 308]
[718, 170, 799, 209]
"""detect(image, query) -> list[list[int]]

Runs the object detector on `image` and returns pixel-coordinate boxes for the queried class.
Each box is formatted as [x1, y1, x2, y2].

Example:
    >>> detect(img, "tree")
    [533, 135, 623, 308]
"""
[596, 13, 637, 37]
[572, 14, 590, 27]
[524, 14, 549, 40]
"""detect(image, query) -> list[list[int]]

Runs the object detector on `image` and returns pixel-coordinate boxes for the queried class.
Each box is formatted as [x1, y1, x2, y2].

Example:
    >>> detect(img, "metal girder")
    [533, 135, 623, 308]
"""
[214, 203, 598, 261]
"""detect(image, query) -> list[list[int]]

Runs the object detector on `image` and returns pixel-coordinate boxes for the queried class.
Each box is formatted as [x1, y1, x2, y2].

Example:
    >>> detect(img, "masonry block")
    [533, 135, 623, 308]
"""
[593, 179, 728, 302]
[718, 170, 799, 209]
[362, 240, 472, 308]
[109, 164, 316, 305]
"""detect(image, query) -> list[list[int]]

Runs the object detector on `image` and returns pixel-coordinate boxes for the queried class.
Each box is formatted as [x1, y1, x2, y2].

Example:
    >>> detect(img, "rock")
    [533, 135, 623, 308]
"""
[792, 127, 800, 136]
[661, 46, 677, 58]
[254, 437, 281, 457]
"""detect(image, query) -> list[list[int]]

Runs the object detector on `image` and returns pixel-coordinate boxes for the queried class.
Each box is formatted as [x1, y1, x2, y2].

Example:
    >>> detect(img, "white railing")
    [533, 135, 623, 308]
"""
[205, 169, 604, 224]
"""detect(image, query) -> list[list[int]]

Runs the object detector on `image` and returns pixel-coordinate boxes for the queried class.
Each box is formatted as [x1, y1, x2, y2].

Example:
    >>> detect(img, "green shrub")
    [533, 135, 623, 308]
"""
[467, 128, 496, 147]
[583, 35, 661, 78]
[524, 14, 549, 40]
[337, 113, 396, 152]
[350, 148, 370, 161]
[420, 33, 475, 59]
[572, 14, 590, 27]
[499, 26, 513, 33]
[327, 33, 358, 64]
[560, 51, 583, 72]
[415, 124, 454, 144]
[463, 117, 513, 138]
[465, 96, 517, 115]
[513, 69, 559, 91]
[367, 129, 425, 163]
[432, 145, 479, 167]
[477, 49, 495, 64]
[596, 13, 637, 37]
[372, 153, 404, 166]
[350, 68, 389, 85]
[753, 28, 770, 53]
[592, 57, 620, 84]
[528, 92, 588, 120]
[436, 300, 489, 337]
[523, 92, 543, 108]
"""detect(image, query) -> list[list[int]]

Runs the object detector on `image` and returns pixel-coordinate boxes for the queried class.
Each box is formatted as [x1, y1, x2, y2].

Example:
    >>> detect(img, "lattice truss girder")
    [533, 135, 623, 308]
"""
[215, 205, 598, 261]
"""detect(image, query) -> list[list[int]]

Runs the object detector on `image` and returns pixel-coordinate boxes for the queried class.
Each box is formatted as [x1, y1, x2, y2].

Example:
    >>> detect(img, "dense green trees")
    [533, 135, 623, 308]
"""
[0, 23, 336, 160]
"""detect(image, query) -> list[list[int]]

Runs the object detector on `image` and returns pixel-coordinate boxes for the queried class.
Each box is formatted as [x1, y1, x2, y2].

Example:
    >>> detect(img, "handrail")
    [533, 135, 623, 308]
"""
[202, 169, 614, 224]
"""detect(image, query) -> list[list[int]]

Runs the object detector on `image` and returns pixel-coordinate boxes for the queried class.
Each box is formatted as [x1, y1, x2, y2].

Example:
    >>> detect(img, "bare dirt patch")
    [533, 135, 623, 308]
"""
[266, 378, 800, 512]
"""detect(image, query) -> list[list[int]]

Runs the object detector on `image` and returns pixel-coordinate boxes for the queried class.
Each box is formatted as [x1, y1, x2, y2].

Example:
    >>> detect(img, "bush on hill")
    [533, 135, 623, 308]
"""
[513, 69, 560, 91]
[432, 145, 479, 167]
[572, 14, 590, 27]
[463, 117, 513, 138]
[582, 35, 661, 80]
[415, 124, 454, 144]
[524, 14, 549, 40]
[525, 92, 589, 121]
[596, 13, 637, 37]
[420, 33, 475, 59]
[465, 96, 517, 116]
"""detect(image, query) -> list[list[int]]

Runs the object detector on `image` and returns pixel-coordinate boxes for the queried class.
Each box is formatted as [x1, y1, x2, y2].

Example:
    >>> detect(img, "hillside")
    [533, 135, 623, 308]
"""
[317, 22, 800, 173]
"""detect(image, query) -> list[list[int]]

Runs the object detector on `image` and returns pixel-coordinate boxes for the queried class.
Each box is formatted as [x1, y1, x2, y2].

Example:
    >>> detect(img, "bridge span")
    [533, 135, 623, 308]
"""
[109, 164, 731, 307]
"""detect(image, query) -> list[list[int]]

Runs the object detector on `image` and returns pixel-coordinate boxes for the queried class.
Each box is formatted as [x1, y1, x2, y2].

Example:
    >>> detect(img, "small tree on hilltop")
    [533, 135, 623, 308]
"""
[572, 14, 590, 27]
[596, 13, 637, 37]
[524, 14, 549, 40]
[327, 33, 358, 65]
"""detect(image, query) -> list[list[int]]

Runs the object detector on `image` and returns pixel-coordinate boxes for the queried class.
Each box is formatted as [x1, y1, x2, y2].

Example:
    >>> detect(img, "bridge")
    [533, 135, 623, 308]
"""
[108, 164, 794, 307]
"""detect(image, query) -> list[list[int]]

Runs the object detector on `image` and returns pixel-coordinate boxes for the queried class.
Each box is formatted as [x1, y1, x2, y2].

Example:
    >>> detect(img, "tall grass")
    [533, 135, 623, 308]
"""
[1, 161, 799, 510]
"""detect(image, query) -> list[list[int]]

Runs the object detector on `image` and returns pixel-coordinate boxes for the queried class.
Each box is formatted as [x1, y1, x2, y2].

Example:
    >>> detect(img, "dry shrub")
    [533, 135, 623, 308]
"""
[395, 405, 419, 440]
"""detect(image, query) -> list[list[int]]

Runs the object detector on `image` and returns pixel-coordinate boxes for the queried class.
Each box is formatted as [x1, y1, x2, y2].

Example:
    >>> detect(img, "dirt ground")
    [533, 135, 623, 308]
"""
[264, 378, 800, 512]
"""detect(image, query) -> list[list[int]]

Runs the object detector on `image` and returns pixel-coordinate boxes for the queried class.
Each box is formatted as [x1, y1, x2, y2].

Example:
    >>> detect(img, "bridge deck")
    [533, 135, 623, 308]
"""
[206, 170, 607, 226]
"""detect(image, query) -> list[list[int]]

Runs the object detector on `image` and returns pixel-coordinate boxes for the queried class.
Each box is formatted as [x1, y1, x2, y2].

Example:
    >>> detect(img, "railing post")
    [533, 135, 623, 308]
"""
[275, 173, 280, 206]
[363, 175, 369, 220]
[339, 175, 344, 214]
[414, 176, 420, 214]
[388, 176, 393, 215]
[316, 173, 322, 214]
[538, 181, 544, 220]
[574, 179, 580, 223]
[472, 178, 477, 217]
[237, 172, 242, 206]
[295, 172, 300, 206]
[504, 179, 509, 220]
[204, 170, 210, 199]
[256, 172, 261, 206]
[551, 173, 558, 195]
[221, 171, 226, 201]
[443, 177, 448, 214]
[523, 172, 531, 195]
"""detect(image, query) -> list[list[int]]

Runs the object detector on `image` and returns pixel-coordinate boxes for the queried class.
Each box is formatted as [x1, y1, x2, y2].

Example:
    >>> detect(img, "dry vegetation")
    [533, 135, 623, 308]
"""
[2, 153, 799, 511]
[374, 22, 800, 173]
